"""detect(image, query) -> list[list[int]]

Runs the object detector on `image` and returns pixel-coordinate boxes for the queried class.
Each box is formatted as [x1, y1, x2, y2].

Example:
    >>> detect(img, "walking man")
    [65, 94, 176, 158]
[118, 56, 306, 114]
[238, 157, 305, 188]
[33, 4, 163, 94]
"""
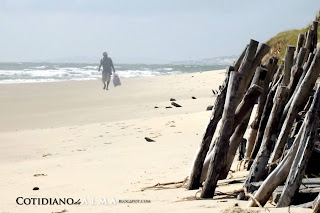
[98, 52, 115, 90]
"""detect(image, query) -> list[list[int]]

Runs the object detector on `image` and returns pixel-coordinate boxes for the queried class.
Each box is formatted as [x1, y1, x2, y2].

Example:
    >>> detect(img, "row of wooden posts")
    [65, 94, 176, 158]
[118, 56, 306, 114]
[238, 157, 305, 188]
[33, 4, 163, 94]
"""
[188, 20, 320, 210]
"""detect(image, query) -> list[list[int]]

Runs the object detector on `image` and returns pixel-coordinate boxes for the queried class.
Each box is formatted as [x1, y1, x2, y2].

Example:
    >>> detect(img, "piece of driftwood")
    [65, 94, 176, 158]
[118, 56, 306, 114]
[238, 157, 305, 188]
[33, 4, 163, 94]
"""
[271, 64, 284, 87]
[245, 86, 289, 190]
[277, 84, 320, 207]
[274, 188, 320, 205]
[283, 45, 296, 86]
[248, 83, 277, 167]
[303, 53, 315, 74]
[244, 43, 270, 89]
[206, 105, 213, 111]
[246, 58, 278, 160]
[234, 44, 248, 71]
[303, 29, 315, 64]
[311, 21, 318, 52]
[217, 85, 262, 180]
[249, 81, 320, 207]
[250, 178, 320, 193]
[233, 85, 263, 129]
[295, 201, 313, 208]
[235, 39, 259, 105]
[238, 138, 246, 161]
[269, 49, 320, 164]
[287, 48, 307, 98]
[294, 33, 305, 62]
[144, 137, 156, 142]
[247, 120, 306, 207]
[220, 114, 251, 179]
[244, 67, 268, 159]
[171, 102, 182, 107]
[313, 193, 320, 213]
[282, 51, 315, 117]
[200, 84, 262, 183]
[204, 41, 266, 167]
[187, 67, 233, 190]
[200, 71, 243, 198]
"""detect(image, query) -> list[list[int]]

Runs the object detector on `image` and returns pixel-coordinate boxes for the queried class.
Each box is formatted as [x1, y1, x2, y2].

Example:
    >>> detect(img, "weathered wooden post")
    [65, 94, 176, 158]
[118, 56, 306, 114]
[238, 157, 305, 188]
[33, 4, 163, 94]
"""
[294, 33, 305, 62]
[282, 48, 313, 118]
[201, 67, 267, 182]
[248, 83, 277, 169]
[287, 48, 307, 98]
[269, 48, 320, 164]
[248, 120, 307, 207]
[313, 193, 320, 213]
[277, 85, 320, 207]
[220, 84, 262, 179]
[246, 57, 277, 160]
[200, 71, 243, 198]
[187, 66, 233, 190]
[245, 85, 290, 190]
[200, 84, 263, 182]
[271, 64, 284, 87]
[283, 46, 296, 86]
[249, 82, 320, 207]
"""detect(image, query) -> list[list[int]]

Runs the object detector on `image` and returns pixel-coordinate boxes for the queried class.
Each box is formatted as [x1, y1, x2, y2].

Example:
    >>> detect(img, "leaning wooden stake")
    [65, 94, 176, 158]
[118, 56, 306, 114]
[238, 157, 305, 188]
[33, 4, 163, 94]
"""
[277, 84, 320, 207]
[200, 84, 263, 181]
[282, 49, 313, 118]
[187, 66, 233, 190]
[313, 193, 320, 213]
[248, 120, 306, 207]
[234, 45, 248, 71]
[245, 85, 289, 191]
[235, 39, 259, 105]
[200, 71, 242, 198]
[283, 45, 296, 86]
[246, 57, 277, 159]
[294, 33, 305, 62]
[269, 48, 320, 164]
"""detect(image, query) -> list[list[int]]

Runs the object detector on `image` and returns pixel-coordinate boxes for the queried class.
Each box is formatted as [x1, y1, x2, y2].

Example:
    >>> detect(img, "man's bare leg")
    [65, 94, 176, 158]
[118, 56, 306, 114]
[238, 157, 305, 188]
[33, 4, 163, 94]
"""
[106, 81, 110, 90]
[103, 82, 106, 90]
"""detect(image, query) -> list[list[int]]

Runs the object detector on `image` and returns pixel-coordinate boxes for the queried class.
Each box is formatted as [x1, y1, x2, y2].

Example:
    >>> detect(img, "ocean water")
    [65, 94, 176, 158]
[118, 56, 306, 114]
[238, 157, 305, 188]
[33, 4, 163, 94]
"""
[0, 62, 227, 84]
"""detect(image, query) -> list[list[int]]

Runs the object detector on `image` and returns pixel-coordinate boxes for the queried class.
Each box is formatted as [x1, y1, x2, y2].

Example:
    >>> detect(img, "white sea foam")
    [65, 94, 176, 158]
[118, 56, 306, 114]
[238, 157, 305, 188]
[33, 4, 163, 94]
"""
[0, 63, 223, 84]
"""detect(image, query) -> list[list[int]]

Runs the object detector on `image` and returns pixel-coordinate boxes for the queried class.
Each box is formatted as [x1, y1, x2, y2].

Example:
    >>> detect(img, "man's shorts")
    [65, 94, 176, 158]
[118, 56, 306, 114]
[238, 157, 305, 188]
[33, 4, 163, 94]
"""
[102, 71, 111, 82]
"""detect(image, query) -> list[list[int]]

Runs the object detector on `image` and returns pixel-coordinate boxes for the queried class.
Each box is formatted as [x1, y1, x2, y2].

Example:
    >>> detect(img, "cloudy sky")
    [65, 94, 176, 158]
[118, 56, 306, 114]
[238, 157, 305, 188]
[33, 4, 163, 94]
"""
[0, 0, 320, 63]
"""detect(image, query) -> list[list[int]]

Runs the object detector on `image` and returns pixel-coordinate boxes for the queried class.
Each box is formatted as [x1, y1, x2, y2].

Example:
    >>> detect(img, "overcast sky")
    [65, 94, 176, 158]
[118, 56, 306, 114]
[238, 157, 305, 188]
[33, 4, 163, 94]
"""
[1, 0, 320, 63]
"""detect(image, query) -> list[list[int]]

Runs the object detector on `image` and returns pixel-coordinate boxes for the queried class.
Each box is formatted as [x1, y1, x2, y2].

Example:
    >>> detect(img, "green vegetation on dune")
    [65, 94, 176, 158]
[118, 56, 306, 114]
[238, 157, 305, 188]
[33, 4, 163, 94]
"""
[264, 10, 320, 62]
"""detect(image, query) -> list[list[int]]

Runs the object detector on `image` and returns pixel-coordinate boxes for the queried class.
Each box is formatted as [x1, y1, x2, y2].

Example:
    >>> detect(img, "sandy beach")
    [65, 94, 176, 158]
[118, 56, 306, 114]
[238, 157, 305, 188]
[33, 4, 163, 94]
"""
[0, 70, 311, 213]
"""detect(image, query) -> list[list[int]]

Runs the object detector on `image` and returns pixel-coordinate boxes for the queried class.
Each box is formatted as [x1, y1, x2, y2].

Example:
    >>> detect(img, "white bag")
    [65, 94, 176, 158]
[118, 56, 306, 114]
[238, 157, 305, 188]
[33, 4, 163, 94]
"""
[113, 73, 121, 87]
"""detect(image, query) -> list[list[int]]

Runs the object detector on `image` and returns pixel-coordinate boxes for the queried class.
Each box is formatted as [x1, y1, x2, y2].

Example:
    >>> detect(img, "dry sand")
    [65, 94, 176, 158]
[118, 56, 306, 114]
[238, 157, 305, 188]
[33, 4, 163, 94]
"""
[0, 70, 312, 212]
